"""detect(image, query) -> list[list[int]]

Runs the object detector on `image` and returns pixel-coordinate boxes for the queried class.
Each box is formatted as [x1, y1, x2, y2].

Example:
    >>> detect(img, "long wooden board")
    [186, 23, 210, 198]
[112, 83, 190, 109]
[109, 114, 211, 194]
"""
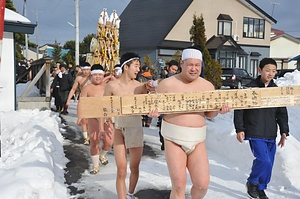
[78, 86, 300, 118]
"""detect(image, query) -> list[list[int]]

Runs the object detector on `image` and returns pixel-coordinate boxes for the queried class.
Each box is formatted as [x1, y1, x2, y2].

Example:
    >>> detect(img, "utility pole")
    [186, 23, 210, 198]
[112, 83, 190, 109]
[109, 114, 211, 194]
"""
[34, 10, 41, 60]
[75, 0, 79, 66]
[23, 0, 28, 60]
[271, 2, 280, 17]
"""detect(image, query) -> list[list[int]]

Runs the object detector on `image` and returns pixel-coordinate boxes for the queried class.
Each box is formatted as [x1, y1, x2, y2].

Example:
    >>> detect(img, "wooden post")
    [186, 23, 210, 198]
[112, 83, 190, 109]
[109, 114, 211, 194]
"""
[21, 63, 46, 97]
[44, 57, 51, 100]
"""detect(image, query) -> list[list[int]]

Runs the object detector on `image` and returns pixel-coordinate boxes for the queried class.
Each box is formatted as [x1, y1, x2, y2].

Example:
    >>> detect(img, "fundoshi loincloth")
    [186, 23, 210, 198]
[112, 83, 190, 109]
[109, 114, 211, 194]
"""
[114, 116, 143, 149]
[161, 119, 206, 155]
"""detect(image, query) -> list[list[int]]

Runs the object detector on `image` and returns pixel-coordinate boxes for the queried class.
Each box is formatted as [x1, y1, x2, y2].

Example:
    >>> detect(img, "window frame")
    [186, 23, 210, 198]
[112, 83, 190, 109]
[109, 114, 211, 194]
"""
[243, 17, 265, 39]
[218, 20, 232, 36]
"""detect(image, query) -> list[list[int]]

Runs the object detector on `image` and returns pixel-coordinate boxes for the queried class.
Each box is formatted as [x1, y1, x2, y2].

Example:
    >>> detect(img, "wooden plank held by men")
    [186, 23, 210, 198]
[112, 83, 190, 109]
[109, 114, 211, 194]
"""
[78, 86, 300, 118]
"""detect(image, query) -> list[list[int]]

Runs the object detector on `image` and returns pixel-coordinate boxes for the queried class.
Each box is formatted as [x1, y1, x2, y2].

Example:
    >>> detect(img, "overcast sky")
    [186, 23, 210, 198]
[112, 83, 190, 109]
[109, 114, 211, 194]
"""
[12, 0, 300, 46]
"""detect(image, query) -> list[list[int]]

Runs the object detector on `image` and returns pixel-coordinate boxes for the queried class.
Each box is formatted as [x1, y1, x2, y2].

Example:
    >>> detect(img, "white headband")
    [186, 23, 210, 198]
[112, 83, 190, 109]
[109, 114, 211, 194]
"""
[120, 57, 139, 68]
[114, 67, 121, 71]
[91, 70, 104, 75]
[81, 66, 91, 69]
[181, 49, 203, 61]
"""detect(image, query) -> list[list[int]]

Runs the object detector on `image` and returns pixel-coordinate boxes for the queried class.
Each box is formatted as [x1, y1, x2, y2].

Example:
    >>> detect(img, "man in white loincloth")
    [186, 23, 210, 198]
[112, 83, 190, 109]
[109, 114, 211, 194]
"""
[149, 47, 231, 199]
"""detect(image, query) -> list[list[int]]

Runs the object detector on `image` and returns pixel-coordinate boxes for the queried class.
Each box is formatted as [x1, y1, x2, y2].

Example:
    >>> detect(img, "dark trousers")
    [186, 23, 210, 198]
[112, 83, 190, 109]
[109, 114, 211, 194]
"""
[248, 139, 276, 190]
[53, 87, 62, 111]
[60, 90, 70, 113]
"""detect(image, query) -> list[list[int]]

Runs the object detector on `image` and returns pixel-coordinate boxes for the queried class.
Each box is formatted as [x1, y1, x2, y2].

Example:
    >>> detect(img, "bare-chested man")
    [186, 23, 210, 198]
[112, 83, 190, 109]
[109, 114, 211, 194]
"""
[149, 47, 230, 199]
[104, 52, 151, 199]
[77, 64, 114, 174]
[67, 62, 91, 145]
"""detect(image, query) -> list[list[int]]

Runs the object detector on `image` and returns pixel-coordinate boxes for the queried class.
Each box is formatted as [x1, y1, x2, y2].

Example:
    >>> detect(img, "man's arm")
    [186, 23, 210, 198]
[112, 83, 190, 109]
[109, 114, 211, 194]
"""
[276, 106, 289, 148]
[77, 86, 88, 125]
[66, 77, 80, 106]
[204, 104, 231, 119]
[103, 82, 114, 96]
[276, 107, 289, 136]
[234, 109, 245, 143]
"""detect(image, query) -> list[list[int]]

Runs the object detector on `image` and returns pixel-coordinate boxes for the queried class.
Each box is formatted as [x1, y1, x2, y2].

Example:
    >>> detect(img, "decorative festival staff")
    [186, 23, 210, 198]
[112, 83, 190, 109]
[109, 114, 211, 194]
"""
[90, 8, 121, 73]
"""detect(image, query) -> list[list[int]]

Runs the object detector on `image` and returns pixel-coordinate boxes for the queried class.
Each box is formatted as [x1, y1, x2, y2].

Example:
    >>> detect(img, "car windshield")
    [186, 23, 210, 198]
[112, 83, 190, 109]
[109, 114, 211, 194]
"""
[222, 69, 233, 75]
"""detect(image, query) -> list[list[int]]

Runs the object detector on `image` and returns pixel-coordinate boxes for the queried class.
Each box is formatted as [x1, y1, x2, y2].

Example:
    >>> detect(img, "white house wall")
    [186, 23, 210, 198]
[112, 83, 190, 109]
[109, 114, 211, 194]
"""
[270, 37, 300, 69]
[0, 32, 15, 112]
[21, 49, 43, 61]
[165, 0, 271, 47]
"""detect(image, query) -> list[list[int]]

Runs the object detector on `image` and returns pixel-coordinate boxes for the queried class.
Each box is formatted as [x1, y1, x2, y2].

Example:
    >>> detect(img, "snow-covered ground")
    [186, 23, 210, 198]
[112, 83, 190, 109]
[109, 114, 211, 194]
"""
[1, 70, 300, 199]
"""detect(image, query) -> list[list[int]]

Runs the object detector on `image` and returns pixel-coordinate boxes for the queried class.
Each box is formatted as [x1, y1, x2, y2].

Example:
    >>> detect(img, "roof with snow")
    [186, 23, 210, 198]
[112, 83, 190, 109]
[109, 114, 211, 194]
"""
[4, 8, 36, 34]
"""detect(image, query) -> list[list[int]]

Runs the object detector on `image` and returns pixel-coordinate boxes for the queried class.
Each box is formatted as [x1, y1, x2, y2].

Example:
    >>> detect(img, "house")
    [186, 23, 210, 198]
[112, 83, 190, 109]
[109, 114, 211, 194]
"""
[119, 0, 276, 77]
[22, 43, 70, 61]
[0, 8, 36, 112]
[270, 28, 300, 70]
[21, 46, 44, 60]
[39, 43, 69, 58]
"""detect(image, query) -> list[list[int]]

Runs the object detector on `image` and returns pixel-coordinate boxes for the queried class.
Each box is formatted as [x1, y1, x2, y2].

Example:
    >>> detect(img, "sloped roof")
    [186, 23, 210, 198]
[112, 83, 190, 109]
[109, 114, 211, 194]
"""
[207, 35, 247, 55]
[119, 0, 193, 50]
[242, 0, 276, 24]
[4, 8, 36, 34]
[119, 0, 275, 51]
[4, 8, 31, 23]
[271, 33, 300, 44]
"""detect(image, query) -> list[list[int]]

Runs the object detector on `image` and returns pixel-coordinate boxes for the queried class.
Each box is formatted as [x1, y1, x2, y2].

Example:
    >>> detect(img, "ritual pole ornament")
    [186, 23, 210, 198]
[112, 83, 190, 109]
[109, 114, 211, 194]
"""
[88, 8, 120, 73]
[78, 86, 300, 118]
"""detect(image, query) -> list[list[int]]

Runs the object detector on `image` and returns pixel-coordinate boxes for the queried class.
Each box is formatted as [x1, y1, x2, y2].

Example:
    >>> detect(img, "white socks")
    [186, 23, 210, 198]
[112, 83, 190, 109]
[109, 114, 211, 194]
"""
[91, 155, 99, 167]
[83, 131, 88, 139]
[100, 149, 108, 157]
[126, 193, 134, 199]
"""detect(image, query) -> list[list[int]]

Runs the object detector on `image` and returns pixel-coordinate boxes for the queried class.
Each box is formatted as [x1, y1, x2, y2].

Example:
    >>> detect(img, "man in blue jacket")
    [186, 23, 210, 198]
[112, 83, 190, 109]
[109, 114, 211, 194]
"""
[234, 58, 289, 199]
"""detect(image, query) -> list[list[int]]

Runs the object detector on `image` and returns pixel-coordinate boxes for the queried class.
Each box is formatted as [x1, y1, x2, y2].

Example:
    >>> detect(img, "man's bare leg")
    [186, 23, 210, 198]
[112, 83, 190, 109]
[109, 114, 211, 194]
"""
[128, 147, 143, 195]
[89, 119, 101, 174]
[187, 142, 209, 199]
[99, 120, 114, 165]
[114, 129, 127, 199]
[82, 118, 89, 144]
[164, 139, 187, 199]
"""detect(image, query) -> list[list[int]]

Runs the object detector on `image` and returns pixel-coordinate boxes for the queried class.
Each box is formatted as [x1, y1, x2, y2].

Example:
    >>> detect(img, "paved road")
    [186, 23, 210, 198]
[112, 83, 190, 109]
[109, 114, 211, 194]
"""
[59, 101, 175, 199]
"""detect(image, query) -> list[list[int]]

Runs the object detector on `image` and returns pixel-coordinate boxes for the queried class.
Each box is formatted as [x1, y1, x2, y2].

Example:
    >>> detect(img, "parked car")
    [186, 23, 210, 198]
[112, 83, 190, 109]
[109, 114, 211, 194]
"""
[221, 68, 254, 89]
[275, 69, 295, 78]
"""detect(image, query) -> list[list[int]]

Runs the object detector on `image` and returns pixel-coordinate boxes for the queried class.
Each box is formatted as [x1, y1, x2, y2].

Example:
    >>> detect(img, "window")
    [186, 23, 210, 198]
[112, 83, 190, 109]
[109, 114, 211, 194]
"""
[249, 59, 259, 77]
[217, 14, 233, 36]
[243, 17, 265, 39]
[238, 56, 247, 68]
[218, 51, 236, 68]
[241, 69, 250, 77]
[218, 21, 232, 36]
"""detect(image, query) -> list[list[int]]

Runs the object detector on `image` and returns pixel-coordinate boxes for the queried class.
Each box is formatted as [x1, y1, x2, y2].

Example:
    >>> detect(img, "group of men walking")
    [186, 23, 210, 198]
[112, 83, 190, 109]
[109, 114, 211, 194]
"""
[58, 46, 289, 199]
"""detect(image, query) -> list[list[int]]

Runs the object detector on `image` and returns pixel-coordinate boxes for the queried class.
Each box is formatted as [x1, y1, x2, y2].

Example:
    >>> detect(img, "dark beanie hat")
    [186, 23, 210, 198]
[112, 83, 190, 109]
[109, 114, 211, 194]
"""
[120, 52, 140, 68]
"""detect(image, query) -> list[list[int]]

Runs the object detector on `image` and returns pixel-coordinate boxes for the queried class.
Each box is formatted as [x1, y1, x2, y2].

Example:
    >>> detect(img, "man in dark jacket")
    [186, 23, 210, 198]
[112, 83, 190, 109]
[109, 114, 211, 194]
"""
[234, 58, 289, 199]
[51, 64, 74, 114]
